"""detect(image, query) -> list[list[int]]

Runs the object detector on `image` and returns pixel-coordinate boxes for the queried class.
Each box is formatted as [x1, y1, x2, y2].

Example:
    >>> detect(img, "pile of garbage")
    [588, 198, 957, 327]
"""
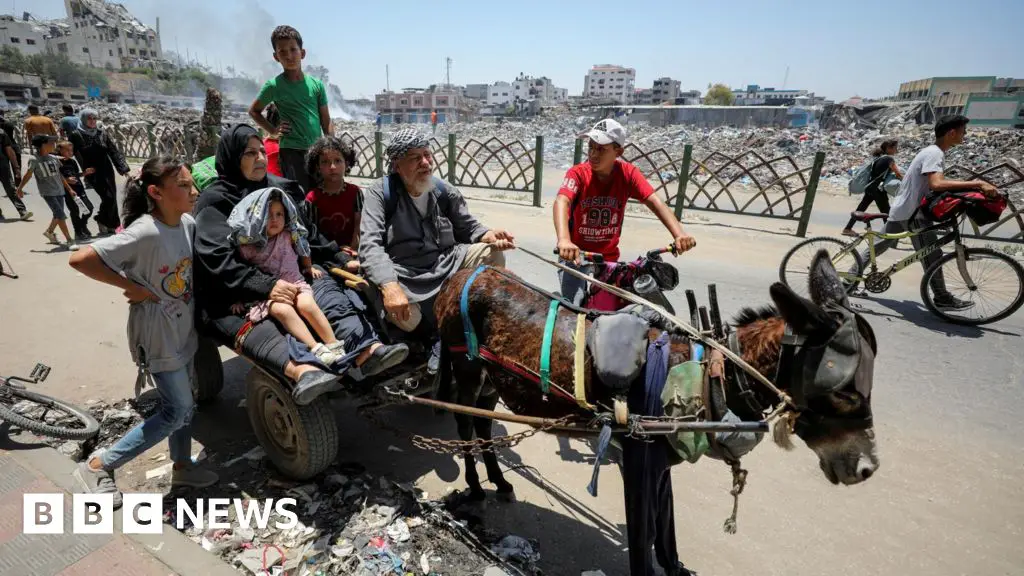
[22, 398, 543, 576]
[335, 109, 1023, 193]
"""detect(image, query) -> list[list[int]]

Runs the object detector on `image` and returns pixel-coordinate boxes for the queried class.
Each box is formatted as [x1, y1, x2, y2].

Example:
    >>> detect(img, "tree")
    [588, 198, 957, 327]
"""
[704, 83, 735, 106]
[0, 46, 27, 74]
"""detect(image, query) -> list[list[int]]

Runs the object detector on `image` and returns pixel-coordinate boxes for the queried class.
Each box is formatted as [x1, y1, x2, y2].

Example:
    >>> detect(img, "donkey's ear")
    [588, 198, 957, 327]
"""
[808, 249, 850, 309]
[770, 282, 833, 335]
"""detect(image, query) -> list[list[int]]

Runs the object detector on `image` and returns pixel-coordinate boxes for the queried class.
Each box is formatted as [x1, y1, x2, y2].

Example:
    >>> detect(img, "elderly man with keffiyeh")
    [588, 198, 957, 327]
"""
[359, 129, 515, 368]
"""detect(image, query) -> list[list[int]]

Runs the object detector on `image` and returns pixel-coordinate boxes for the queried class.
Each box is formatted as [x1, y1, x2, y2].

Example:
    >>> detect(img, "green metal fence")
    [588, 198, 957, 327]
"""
[573, 139, 825, 237]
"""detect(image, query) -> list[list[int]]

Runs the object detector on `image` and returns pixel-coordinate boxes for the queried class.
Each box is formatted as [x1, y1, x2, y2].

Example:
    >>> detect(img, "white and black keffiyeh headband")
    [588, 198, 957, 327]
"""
[386, 129, 431, 172]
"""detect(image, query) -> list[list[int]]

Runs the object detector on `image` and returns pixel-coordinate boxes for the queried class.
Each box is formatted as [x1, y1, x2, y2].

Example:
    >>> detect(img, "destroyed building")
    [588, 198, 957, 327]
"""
[2, 0, 164, 71]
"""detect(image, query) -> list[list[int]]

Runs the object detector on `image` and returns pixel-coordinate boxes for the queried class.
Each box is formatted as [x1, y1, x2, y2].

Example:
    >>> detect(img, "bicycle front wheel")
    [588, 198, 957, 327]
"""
[779, 237, 864, 299]
[0, 387, 100, 440]
[921, 247, 1024, 325]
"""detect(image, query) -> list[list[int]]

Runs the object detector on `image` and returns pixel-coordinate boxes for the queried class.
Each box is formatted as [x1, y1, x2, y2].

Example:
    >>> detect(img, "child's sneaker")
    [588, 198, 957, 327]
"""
[43, 230, 58, 244]
[73, 459, 122, 509]
[171, 463, 219, 488]
[312, 343, 342, 367]
[20, 211, 33, 220]
[326, 341, 346, 355]
[66, 243, 80, 252]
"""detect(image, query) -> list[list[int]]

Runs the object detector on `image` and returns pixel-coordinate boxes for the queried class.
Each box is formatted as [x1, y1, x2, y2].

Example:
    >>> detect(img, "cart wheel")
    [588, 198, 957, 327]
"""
[245, 368, 338, 480]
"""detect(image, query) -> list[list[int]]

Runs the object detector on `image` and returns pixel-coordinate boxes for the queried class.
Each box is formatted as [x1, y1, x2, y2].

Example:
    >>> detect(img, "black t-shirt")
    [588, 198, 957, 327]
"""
[866, 155, 893, 193]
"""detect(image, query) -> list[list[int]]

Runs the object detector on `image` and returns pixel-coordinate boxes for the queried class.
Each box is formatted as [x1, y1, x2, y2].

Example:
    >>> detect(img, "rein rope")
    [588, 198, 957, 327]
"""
[516, 246, 800, 416]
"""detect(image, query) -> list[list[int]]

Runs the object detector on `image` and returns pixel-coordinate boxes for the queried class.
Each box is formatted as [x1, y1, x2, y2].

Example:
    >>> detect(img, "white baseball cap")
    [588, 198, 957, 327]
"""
[581, 118, 627, 147]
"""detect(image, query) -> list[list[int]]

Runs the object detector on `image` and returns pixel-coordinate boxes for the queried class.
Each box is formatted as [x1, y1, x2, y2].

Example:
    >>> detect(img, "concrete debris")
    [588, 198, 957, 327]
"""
[35, 398, 529, 576]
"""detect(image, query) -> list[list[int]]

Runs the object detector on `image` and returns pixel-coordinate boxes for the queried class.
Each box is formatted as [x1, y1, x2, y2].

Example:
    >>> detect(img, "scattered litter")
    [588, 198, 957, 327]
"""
[145, 463, 172, 480]
[223, 446, 267, 468]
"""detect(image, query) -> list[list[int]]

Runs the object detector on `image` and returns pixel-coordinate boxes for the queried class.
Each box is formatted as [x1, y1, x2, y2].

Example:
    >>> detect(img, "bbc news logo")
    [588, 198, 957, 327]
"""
[23, 494, 299, 534]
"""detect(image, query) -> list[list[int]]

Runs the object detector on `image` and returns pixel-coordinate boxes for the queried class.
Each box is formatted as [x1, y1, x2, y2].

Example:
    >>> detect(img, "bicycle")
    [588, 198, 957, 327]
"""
[779, 209, 1024, 326]
[0, 364, 101, 440]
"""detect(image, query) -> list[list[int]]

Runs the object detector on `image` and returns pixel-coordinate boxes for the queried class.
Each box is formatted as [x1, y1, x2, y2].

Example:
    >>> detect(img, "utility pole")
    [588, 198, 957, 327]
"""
[782, 65, 790, 89]
[445, 56, 452, 88]
[385, 64, 389, 91]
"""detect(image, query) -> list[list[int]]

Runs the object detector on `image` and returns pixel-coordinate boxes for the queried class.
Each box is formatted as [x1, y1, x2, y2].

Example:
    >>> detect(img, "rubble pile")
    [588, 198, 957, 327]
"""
[28, 399, 539, 576]
[336, 110, 1023, 194]
[12, 103, 1020, 195]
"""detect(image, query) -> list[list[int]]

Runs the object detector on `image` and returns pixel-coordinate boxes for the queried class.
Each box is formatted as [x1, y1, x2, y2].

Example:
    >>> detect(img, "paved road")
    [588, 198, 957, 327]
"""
[2, 171, 1022, 575]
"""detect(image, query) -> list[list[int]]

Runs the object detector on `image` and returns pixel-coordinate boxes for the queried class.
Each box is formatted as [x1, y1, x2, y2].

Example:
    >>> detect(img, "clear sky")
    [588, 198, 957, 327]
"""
[27, 0, 1024, 101]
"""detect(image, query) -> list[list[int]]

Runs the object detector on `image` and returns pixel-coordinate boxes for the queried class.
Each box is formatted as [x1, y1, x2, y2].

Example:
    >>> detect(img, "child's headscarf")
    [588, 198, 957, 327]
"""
[226, 187, 310, 257]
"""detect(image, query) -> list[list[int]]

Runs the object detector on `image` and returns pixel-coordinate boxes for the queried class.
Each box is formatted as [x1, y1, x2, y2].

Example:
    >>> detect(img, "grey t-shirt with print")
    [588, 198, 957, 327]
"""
[27, 154, 65, 197]
[92, 214, 198, 373]
[888, 145, 944, 222]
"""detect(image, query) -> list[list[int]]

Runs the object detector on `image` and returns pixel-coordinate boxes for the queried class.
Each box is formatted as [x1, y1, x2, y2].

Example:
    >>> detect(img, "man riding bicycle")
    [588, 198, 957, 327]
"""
[854, 114, 998, 311]
[553, 119, 696, 306]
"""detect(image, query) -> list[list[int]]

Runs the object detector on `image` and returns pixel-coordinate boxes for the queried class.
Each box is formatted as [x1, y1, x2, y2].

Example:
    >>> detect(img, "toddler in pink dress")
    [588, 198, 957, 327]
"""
[228, 188, 345, 367]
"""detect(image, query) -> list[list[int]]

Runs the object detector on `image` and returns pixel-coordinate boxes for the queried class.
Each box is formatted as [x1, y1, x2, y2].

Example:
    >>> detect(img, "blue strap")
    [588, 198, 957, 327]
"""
[644, 332, 671, 417]
[460, 265, 489, 360]
[586, 424, 613, 497]
[539, 299, 560, 395]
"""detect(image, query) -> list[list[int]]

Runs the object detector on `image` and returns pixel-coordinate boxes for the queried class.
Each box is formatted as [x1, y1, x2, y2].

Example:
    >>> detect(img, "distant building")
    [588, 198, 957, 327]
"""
[897, 76, 1023, 128]
[511, 73, 568, 104]
[464, 83, 489, 100]
[633, 88, 654, 105]
[0, 14, 49, 56]
[375, 87, 469, 125]
[733, 85, 812, 106]
[487, 81, 512, 106]
[673, 90, 701, 105]
[2, 1, 164, 70]
[652, 77, 681, 103]
[583, 64, 635, 104]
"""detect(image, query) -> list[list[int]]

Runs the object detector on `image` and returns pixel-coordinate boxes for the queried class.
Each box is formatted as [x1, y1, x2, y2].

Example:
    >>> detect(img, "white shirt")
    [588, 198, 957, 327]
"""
[888, 144, 944, 222]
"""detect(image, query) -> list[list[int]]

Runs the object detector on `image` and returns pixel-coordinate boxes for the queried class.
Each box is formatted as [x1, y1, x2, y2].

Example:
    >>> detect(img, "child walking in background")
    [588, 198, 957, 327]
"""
[228, 187, 346, 366]
[17, 134, 79, 251]
[68, 156, 218, 508]
[57, 140, 94, 240]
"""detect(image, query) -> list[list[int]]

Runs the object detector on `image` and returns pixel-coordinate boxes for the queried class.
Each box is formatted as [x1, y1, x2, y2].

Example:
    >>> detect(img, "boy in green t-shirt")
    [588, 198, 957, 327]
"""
[248, 25, 331, 191]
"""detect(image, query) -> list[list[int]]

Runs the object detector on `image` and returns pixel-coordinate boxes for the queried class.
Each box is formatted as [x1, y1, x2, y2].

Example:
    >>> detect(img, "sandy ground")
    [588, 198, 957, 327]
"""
[2, 163, 1023, 576]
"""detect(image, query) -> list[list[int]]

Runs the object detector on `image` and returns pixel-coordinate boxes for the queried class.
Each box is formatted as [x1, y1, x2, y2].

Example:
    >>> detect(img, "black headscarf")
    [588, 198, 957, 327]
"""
[214, 124, 267, 195]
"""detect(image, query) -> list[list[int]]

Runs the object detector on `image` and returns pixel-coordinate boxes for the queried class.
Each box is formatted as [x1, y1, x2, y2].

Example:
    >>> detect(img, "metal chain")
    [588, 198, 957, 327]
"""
[359, 401, 574, 457]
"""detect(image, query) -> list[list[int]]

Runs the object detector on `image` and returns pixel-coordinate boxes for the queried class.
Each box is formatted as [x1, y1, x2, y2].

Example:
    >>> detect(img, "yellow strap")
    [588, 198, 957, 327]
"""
[573, 313, 594, 410]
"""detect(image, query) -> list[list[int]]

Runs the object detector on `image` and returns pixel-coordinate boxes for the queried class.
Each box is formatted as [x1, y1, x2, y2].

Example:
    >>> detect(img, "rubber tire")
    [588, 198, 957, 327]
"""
[245, 368, 338, 480]
[0, 388, 100, 440]
[192, 336, 224, 405]
[779, 236, 865, 295]
[920, 247, 1024, 326]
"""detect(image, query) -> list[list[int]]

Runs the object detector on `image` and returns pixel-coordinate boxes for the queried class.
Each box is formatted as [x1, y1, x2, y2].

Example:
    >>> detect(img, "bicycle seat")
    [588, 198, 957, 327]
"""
[850, 211, 888, 223]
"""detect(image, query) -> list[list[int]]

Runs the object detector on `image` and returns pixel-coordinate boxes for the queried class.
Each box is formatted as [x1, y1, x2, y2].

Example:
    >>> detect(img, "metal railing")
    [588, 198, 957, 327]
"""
[573, 140, 825, 237]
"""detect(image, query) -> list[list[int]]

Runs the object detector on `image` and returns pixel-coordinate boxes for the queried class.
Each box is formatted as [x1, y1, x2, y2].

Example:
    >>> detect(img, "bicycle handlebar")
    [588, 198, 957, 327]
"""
[553, 244, 679, 263]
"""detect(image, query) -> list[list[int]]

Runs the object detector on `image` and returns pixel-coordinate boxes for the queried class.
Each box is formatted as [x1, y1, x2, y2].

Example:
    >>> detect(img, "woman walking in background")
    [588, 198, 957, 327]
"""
[842, 138, 903, 236]
[68, 108, 130, 235]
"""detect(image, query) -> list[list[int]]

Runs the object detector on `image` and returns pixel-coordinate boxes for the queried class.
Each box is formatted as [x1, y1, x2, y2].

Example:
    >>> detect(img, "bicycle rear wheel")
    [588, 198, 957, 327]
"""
[0, 387, 100, 440]
[921, 247, 1024, 325]
[779, 237, 864, 298]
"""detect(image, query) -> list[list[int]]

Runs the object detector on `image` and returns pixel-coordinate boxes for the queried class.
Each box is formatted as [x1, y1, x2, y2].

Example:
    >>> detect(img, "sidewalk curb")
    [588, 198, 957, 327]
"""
[8, 437, 239, 576]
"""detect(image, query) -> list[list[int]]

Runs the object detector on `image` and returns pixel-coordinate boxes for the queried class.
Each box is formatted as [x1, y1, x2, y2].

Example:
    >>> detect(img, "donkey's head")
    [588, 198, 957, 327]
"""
[769, 250, 879, 486]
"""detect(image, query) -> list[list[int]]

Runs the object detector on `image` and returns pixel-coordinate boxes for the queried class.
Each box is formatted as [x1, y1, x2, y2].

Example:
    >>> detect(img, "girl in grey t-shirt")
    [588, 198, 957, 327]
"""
[68, 155, 218, 508]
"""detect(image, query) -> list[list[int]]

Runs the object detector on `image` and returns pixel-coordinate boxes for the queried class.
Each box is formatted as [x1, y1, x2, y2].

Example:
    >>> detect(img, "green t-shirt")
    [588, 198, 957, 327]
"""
[256, 73, 328, 151]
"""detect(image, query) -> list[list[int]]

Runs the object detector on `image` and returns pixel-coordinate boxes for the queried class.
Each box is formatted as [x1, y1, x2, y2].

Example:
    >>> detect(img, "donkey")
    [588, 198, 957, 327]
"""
[432, 251, 879, 574]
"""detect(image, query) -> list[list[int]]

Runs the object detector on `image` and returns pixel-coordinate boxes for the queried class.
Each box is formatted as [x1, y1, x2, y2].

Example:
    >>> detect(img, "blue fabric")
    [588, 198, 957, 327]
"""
[101, 365, 195, 469]
[588, 331, 671, 499]
[460, 265, 488, 359]
[642, 332, 671, 417]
